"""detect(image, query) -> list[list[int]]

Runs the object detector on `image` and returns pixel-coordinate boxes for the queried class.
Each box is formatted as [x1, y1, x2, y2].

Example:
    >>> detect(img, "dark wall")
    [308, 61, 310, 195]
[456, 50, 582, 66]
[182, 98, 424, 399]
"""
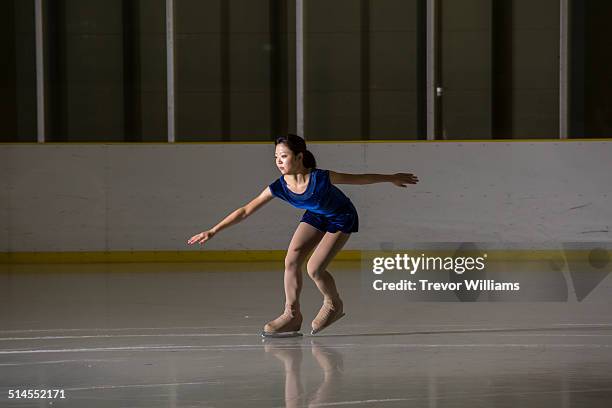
[175, 0, 294, 141]
[1, 0, 37, 142]
[45, 0, 167, 142]
[441, 0, 560, 140]
[306, 0, 423, 141]
[571, 0, 612, 138]
[2, 1, 610, 142]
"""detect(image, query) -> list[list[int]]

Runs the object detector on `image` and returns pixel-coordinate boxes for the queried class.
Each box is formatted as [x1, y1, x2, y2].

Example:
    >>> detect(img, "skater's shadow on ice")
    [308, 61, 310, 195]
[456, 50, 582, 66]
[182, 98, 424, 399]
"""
[264, 339, 343, 407]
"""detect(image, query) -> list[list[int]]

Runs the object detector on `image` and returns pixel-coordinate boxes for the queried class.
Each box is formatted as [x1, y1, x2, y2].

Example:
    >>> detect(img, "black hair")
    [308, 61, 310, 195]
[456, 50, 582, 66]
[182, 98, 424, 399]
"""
[274, 133, 317, 169]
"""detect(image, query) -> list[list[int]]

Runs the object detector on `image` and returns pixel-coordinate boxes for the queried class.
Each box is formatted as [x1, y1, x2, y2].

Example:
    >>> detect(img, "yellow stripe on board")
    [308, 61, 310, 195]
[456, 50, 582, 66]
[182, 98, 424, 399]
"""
[0, 250, 609, 264]
[0, 250, 359, 264]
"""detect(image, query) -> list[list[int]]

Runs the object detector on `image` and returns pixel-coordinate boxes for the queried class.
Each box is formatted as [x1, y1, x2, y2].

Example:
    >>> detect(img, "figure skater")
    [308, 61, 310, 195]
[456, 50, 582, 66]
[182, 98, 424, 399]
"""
[187, 134, 419, 336]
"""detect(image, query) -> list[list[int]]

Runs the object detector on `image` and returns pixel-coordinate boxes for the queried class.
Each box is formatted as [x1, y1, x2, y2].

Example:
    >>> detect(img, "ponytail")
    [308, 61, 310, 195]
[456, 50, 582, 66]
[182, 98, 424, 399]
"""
[302, 150, 317, 169]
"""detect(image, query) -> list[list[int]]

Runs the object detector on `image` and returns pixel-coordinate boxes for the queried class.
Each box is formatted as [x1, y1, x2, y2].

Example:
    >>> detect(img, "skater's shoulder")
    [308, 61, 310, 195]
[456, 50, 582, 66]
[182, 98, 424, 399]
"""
[268, 177, 284, 198]
[312, 168, 330, 179]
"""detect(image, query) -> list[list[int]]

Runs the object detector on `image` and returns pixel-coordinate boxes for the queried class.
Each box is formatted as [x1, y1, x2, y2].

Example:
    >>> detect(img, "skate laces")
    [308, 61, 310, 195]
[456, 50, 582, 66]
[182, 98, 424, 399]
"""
[316, 301, 337, 322]
[283, 307, 298, 318]
[276, 308, 301, 324]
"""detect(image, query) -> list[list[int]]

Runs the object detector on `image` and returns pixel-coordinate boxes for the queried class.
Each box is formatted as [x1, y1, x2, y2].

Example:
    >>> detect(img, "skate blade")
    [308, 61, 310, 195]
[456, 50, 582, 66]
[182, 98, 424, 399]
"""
[311, 312, 346, 335]
[261, 331, 303, 338]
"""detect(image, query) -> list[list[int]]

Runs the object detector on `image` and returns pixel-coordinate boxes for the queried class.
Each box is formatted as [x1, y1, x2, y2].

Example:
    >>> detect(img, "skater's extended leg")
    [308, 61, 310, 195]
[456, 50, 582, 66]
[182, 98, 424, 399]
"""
[263, 222, 324, 334]
[307, 232, 350, 334]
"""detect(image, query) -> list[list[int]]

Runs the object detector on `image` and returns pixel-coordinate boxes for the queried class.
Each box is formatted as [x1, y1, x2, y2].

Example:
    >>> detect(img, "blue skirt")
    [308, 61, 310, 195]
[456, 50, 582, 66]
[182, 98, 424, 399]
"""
[300, 204, 359, 234]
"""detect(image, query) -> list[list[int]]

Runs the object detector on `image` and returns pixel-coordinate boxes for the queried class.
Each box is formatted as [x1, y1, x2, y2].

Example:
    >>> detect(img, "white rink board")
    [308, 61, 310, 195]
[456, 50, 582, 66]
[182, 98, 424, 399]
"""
[1, 141, 611, 251]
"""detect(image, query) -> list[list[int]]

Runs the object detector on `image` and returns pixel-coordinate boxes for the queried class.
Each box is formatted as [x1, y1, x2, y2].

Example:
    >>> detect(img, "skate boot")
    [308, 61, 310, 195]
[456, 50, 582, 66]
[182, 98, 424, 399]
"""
[311, 298, 345, 335]
[262, 304, 303, 338]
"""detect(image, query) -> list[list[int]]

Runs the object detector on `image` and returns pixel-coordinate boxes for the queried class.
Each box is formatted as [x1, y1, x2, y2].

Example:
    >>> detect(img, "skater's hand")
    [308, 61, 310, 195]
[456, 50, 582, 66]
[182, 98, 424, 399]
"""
[390, 173, 419, 188]
[187, 230, 216, 246]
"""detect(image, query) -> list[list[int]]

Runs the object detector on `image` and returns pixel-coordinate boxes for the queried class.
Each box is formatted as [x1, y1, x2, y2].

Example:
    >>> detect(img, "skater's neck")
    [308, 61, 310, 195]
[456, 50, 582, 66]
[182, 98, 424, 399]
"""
[284, 168, 311, 188]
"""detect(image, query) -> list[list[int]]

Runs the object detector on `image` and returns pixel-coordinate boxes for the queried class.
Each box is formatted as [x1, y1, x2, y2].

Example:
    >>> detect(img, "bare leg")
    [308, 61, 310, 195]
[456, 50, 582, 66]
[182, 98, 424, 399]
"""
[284, 222, 325, 306]
[263, 222, 324, 334]
[307, 232, 350, 301]
[307, 232, 351, 333]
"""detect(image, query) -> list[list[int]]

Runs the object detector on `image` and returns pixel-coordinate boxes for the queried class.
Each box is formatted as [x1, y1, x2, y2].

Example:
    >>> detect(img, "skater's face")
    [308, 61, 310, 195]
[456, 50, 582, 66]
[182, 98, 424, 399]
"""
[275, 143, 303, 175]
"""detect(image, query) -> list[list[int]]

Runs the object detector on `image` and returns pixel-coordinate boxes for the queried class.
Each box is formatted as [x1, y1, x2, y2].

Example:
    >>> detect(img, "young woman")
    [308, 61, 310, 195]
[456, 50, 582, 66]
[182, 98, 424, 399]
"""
[187, 134, 419, 336]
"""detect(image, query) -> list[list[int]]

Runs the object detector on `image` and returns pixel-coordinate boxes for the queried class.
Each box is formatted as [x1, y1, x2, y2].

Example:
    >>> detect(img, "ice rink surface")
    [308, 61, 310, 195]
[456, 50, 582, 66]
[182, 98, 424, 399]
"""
[1, 261, 612, 407]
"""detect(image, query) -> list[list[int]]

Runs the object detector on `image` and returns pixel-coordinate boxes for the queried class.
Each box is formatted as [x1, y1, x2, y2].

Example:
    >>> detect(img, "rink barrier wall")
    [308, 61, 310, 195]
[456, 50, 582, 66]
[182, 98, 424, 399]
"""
[1, 140, 611, 254]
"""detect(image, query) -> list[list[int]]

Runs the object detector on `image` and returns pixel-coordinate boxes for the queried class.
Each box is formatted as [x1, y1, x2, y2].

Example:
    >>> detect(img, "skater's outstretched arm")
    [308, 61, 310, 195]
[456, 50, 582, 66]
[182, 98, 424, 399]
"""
[187, 187, 274, 246]
[329, 171, 419, 188]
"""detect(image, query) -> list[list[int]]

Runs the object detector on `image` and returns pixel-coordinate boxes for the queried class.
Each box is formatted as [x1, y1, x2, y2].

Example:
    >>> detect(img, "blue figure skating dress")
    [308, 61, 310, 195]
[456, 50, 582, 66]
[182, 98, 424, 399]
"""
[268, 169, 359, 233]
